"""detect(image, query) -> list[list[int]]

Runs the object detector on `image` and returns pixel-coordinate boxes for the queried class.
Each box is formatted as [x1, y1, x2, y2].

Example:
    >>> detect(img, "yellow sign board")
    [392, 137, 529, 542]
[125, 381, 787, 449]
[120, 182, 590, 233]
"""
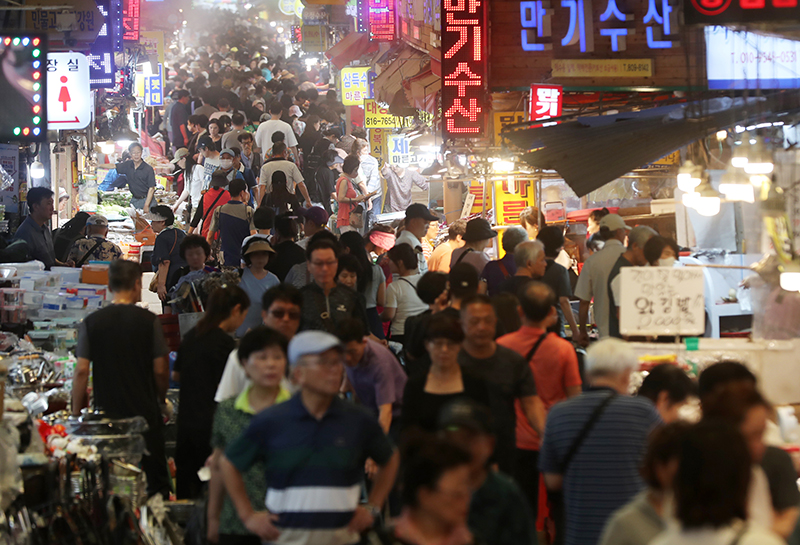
[369, 128, 388, 166]
[341, 66, 372, 106]
[654, 150, 680, 165]
[140, 31, 165, 65]
[493, 111, 526, 146]
[467, 180, 491, 216]
[364, 99, 414, 129]
[302, 25, 328, 53]
[551, 59, 653, 78]
[494, 176, 536, 226]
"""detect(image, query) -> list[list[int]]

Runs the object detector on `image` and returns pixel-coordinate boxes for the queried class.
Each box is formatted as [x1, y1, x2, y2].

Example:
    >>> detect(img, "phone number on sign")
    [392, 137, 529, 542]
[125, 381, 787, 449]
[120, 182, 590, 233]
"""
[732, 51, 798, 63]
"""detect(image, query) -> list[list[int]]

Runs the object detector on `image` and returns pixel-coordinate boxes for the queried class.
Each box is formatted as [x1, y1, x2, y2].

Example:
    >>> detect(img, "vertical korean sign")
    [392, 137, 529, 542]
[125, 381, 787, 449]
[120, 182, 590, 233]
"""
[530, 84, 562, 122]
[441, 0, 487, 139]
[144, 64, 163, 106]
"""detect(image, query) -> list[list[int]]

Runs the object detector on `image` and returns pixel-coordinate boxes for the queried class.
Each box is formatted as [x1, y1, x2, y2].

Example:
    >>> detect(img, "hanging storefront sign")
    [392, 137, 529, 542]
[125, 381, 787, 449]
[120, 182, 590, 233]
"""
[364, 99, 414, 128]
[530, 84, 562, 121]
[279, 0, 296, 15]
[493, 111, 526, 145]
[467, 180, 491, 215]
[47, 52, 91, 130]
[705, 26, 800, 89]
[494, 176, 536, 225]
[388, 134, 411, 166]
[89, 0, 117, 89]
[685, 0, 800, 25]
[26, 0, 103, 46]
[122, 0, 140, 41]
[551, 58, 653, 77]
[144, 63, 163, 107]
[341, 66, 373, 105]
[368, 0, 397, 41]
[368, 127, 388, 165]
[491, 0, 694, 90]
[302, 25, 328, 52]
[441, 0, 488, 138]
[140, 31, 165, 66]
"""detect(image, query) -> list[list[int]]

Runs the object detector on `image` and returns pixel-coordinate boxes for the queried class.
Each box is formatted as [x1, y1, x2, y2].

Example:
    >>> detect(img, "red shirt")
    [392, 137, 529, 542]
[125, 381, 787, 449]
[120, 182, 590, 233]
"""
[199, 187, 231, 239]
[336, 174, 356, 228]
[497, 325, 582, 450]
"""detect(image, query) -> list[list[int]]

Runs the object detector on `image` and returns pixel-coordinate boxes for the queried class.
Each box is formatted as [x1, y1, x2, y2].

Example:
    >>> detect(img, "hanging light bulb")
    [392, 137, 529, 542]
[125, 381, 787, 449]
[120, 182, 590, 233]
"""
[29, 161, 45, 179]
[681, 191, 700, 209]
[492, 159, 514, 173]
[99, 141, 116, 155]
[780, 261, 800, 292]
[743, 137, 774, 174]
[731, 136, 750, 168]
[750, 174, 768, 188]
[719, 169, 754, 203]
[692, 179, 721, 217]
[677, 160, 702, 193]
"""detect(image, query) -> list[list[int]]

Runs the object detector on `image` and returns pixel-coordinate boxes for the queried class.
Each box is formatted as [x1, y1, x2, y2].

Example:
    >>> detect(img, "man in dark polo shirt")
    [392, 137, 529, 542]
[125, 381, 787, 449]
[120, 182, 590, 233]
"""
[14, 187, 58, 269]
[220, 331, 399, 544]
[71, 260, 171, 498]
[116, 142, 157, 212]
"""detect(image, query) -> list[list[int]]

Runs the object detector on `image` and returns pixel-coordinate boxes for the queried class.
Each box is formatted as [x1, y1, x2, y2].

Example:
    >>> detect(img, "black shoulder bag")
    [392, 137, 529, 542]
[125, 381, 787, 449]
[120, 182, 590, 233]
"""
[74, 239, 104, 267]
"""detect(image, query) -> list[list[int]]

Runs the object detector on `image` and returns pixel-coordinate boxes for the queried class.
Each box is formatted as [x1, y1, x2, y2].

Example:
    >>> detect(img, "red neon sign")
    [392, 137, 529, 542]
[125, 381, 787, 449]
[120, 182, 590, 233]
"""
[442, 0, 487, 138]
[530, 84, 563, 122]
[686, 0, 798, 23]
[122, 0, 139, 41]
[368, 0, 396, 42]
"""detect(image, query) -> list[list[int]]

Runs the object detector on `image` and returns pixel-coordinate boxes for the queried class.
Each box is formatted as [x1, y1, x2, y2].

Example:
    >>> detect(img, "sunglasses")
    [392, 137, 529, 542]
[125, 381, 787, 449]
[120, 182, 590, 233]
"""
[270, 309, 301, 320]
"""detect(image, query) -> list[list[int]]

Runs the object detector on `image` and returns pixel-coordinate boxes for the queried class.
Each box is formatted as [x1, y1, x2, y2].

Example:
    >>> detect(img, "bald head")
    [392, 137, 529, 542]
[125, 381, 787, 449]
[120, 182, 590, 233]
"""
[519, 281, 557, 323]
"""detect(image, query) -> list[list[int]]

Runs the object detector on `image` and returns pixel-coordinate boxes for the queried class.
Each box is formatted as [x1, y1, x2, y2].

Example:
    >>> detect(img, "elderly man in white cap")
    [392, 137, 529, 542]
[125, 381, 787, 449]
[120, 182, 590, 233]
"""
[574, 213, 630, 343]
[221, 330, 399, 545]
[67, 214, 123, 266]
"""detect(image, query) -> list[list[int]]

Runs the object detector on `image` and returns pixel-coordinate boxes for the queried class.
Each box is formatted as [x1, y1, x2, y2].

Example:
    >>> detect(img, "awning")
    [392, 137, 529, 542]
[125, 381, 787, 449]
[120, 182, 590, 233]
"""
[373, 47, 428, 104]
[324, 33, 378, 70]
[405, 69, 440, 113]
[503, 92, 800, 198]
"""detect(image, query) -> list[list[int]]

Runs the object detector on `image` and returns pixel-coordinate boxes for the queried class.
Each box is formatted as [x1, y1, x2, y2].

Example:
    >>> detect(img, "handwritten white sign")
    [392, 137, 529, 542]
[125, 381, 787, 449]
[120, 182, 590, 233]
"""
[620, 267, 705, 336]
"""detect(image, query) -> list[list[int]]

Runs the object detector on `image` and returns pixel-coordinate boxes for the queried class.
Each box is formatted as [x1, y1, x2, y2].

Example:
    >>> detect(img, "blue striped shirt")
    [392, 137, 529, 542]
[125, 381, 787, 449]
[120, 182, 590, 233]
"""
[539, 388, 662, 545]
[225, 394, 394, 545]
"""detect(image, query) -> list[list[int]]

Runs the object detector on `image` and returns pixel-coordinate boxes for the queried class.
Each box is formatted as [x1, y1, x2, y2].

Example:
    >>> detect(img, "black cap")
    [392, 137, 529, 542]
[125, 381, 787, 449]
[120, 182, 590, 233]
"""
[197, 135, 214, 150]
[438, 399, 494, 435]
[406, 203, 438, 222]
[462, 218, 497, 242]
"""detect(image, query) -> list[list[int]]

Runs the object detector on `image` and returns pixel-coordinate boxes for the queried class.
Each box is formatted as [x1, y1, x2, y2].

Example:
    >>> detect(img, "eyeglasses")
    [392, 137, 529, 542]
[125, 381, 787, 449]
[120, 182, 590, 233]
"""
[269, 309, 301, 321]
[311, 260, 338, 268]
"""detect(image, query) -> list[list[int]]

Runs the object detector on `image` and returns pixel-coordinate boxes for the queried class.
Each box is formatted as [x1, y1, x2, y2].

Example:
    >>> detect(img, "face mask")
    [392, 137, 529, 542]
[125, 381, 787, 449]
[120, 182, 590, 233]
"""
[658, 257, 676, 267]
[219, 159, 233, 169]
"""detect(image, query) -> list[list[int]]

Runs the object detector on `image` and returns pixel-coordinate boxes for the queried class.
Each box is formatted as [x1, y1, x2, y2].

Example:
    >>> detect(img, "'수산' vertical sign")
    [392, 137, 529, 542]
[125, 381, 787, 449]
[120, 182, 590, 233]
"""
[441, 0, 487, 139]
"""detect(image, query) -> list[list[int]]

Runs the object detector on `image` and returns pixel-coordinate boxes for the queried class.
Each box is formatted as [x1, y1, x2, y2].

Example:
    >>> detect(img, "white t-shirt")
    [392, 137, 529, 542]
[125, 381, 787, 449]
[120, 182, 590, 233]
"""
[189, 164, 206, 206]
[255, 118, 298, 152]
[199, 156, 222, 192]
[259, 160, 305, 195]
[650, 523, 783, 545]
[384, 274, 428, 336]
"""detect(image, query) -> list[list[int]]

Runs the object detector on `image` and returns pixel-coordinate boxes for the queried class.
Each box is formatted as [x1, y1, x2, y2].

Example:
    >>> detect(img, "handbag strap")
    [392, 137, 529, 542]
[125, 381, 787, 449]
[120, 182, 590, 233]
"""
[559, 392, 617, 474]
[498, 260, 511, 279]
[169, 229, 179, 254]
[454, 248, 474, 266]
[202, 190, 225, 224]
[525, 332, 550, 363]
[74, 239, 104, 267]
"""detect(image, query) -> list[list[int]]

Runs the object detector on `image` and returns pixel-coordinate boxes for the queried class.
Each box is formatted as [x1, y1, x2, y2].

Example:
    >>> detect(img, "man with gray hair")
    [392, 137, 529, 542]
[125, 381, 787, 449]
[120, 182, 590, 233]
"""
[539, 338, 662, 545]
[481, 226, 528, 296]
[221, 330, 399, 544]
[67, 214, 123, 265]
[607, 225, 658, 338]
[498, 239, 547, 297]
[575, 213, 629, 341]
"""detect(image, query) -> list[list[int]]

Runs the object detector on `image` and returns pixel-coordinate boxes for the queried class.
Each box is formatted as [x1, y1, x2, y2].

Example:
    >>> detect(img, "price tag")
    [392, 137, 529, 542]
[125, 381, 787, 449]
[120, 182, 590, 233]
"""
[619, 267, 705, 336]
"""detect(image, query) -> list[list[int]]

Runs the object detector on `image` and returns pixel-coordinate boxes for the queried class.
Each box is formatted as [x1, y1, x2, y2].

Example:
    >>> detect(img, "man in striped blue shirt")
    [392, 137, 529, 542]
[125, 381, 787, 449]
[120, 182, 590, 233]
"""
[221, 330, 400, 545]
[539, 338, 662, 545]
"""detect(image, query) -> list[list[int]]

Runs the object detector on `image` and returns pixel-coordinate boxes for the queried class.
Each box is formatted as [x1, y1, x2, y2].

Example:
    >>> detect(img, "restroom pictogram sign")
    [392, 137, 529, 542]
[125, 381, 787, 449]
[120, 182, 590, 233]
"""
[47, 52, 90, 129]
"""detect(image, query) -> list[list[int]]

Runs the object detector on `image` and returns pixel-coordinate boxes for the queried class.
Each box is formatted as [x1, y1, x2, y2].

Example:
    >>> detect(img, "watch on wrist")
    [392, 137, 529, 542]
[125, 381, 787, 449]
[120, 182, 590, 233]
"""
[363, 503, 381, 519]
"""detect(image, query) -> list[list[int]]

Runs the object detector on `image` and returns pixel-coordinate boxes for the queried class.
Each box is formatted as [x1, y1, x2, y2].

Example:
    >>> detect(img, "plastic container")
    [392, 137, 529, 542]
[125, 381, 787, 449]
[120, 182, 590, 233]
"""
[19, 274, 48, 292]
[2, 306, 25, 324]
[51, 267, 81, 284]
[80, 264, 109, 286]
[42, 293, 66, 311]
[64, 295, 85, 310]
[24, 291, 44, 306]
[0, 288, 24, 308]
